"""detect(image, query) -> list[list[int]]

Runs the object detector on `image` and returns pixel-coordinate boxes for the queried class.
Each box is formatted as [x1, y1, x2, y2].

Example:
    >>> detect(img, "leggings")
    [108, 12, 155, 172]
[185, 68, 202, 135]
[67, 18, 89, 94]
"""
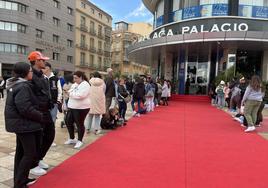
[66, 108, 89, 141]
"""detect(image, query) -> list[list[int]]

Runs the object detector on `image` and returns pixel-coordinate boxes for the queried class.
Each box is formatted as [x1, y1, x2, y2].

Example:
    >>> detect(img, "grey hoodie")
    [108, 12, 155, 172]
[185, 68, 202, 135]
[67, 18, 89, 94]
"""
[6, 77, 27, 90]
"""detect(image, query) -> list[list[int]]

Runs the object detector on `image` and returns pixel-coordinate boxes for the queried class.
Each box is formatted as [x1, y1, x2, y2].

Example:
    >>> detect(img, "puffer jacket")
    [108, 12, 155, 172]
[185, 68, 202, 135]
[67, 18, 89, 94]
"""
[5, 78, 43, 133]
[89, 77, 106, 114]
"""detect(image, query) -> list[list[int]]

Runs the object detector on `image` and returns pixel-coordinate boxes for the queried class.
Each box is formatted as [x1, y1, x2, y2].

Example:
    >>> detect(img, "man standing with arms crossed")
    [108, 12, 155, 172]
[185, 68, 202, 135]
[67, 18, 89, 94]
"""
[28, 51, 55, 176]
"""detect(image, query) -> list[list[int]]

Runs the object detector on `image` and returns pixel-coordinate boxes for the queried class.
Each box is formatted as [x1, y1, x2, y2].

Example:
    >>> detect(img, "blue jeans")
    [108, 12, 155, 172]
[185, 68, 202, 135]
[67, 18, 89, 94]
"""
[118, 100, 127, 120]
[50, 104, 58, 123]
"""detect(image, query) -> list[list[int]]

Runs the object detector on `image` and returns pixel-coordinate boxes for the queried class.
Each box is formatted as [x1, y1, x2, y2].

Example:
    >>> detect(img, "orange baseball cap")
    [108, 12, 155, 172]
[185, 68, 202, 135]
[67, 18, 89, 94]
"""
[28, 51, 50, 61]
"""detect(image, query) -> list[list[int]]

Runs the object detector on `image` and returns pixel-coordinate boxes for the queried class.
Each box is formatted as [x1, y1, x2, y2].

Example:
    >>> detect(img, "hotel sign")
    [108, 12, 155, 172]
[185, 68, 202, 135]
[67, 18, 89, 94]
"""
[150, 18, 268, 39]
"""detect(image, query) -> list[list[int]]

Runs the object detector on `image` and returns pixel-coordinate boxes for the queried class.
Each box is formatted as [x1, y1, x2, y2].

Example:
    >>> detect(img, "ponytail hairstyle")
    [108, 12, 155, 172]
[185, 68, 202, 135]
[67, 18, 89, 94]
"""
[73, 71, 88, 82]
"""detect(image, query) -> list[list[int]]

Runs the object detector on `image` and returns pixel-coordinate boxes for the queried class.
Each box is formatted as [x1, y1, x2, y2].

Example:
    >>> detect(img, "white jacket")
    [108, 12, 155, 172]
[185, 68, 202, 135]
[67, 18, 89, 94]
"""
[68, 81, 91, 109]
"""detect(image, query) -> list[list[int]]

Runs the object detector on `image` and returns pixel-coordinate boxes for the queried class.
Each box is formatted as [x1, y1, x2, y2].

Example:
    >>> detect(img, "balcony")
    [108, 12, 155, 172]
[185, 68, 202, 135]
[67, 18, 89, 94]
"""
[76, 43, 88, 50]
[89, 46, 96, 53]
[97, 49, 103, 55]
[97, 33, 104, 39]
[105, 36, 111, 42]
[89, 29, 96, 36]
[89, 63, 95, 69]
[80, 24, 88, 32]
[104, 51, 111, 57]
[80, 62, 88, 67]
[105, 29, 111, 37]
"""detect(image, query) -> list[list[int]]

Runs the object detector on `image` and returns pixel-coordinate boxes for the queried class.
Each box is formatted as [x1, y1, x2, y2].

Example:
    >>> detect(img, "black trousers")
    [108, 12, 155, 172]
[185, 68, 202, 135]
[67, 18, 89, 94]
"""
[39, 121, 55, 160]
[66, 108, 89, 141]
[0, 89, 4, 98]
[14, 131, 41, 188]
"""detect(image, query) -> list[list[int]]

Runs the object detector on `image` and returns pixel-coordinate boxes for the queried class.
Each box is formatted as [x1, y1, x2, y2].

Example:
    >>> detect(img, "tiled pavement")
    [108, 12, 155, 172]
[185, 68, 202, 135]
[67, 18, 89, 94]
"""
[0, 98, 133, 188]
[0, 99, 268, 188]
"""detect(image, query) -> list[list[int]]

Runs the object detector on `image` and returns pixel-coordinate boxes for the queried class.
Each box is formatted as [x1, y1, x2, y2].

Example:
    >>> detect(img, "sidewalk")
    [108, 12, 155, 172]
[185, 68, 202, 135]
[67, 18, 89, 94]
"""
[0, 99, 133, 188]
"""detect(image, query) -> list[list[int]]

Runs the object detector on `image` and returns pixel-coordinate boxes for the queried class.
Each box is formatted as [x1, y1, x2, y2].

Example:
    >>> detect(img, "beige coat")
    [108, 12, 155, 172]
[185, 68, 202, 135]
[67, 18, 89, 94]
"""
[89, 78, 106, 114]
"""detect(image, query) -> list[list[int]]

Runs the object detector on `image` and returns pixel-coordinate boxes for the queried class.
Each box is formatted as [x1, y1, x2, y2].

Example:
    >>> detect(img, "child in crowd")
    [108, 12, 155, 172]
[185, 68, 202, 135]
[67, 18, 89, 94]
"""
[100, 108, 119, 130]
[215, 80, 225, 109]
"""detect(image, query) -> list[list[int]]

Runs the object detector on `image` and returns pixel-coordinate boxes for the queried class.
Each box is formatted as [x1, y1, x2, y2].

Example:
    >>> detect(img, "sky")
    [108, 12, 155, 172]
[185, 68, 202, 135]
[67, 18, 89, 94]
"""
[90, 0, 153, 26]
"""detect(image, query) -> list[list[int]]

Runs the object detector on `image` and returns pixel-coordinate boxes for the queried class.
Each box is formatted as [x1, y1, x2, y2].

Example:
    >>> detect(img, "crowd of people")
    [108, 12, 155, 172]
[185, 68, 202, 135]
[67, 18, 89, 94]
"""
[3, 51, 172, 188]
[210, 75, 265, 133]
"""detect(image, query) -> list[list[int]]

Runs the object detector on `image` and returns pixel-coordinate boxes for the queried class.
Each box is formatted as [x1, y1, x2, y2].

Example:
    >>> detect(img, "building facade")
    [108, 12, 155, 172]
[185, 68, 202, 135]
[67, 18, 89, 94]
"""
[128, 0, 268, 95]
[75, 0, 112, 77]
[0, 0, 75, 78]
[112, 21, 152, 77]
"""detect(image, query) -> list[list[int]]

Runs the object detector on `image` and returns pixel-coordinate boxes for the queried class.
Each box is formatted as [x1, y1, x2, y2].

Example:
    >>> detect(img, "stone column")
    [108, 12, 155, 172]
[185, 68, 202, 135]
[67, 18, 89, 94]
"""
[262, 50, 268, 81]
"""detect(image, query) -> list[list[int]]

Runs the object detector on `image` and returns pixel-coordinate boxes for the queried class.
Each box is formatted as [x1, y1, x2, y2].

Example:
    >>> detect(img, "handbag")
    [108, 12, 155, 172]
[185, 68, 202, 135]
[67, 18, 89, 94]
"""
[119, 93, 131, 103]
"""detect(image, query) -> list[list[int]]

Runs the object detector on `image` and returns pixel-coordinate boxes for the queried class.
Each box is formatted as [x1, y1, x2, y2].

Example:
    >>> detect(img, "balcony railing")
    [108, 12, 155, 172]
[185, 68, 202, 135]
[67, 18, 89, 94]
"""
[97, 49, 103, 55]
[89, 46, 96, 53]
[80, 62, 88, 67]
[80, 24, 88, 32]
[76, 43, 88, 50]
[89, 29, 96, 36]
[104, 51, 111, 57]
[97, 33, 104, 39]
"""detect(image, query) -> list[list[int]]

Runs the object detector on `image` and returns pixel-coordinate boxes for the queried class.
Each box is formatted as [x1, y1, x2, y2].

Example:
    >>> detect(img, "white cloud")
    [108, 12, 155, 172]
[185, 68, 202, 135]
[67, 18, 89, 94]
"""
[125, 3, 150, 18]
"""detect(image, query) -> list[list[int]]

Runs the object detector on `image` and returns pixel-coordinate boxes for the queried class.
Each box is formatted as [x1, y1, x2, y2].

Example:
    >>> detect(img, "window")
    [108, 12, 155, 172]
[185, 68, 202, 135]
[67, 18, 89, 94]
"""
[173, 0, 181, 11]
[91, 8, 94, 14]
[98, 25, 102, 35]
[90, 21, 95, 30]
[18, 24, 26, 33]
[81, 34, 86, 44]
[99, 13, 102, 19]
[0, 43, 26, 54]
[67, 23, 73, 31]
[67, 7, 73, 15]
[90, 38, 94, 48]
[0, 1, 26, 12]
[36, 29, 43, 38]
[182, 0, 199, 8]
[67, 39, 73, 47]
[53, 52, 60, 61]
[53, 17, 60, 27]
[53, 34, 59, 43]
[36, 10, 43, 20]
[90, 54, 94, 65]
[239, 0, 268, 6]
[156, 0, 164, 18]
[200, 0, 228, 5]
[80, 52, 85, 64]
[81, 2, 86, 8]
[67, 56, 73, 63]
[98, 41, 102, 50]
[98, 56, 102, 64]
[53, 0, 60, 8]
[81, 16, 86, 25]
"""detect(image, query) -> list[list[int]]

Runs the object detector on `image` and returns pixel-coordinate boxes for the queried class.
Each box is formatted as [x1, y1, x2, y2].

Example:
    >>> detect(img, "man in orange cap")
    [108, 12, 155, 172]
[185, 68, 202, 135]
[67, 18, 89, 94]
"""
[28, 51, 55, 176]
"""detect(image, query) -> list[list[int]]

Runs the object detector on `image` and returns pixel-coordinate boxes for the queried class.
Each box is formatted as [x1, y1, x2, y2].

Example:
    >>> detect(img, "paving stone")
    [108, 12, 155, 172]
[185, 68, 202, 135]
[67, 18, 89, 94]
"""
[0, 167, 13, 182]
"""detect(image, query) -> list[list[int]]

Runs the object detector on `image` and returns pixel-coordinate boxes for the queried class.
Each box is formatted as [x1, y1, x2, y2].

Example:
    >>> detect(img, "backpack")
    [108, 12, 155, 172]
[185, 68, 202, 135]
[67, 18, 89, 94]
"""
[217, 87, 224, 97]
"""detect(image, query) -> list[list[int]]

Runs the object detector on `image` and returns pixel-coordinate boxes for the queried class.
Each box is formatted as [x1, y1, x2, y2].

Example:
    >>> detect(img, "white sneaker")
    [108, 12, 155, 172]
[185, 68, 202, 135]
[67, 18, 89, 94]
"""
[95, 130, 102, 135]
[38, 160, 49, 169]
[245, 126, 256, 132]
[51, 142, 57, 147]
[64, 139, 77, 145]
[132, 111, 137, 116]
[136, 113, 140, 117]
[30, 166, 47, 176]
[74, 141, 83, 149]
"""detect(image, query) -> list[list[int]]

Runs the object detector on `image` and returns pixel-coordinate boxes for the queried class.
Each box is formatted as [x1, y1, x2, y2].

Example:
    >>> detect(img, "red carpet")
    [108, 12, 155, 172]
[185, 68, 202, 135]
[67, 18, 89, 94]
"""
[33, 101, 268, 188]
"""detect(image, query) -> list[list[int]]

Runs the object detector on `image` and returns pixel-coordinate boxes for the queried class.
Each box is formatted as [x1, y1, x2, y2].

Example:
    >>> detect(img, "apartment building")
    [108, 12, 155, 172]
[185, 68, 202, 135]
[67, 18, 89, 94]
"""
[0, 0, 75, 78]
[112, 21, 152, 77]
[75, 0, 112, 77]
